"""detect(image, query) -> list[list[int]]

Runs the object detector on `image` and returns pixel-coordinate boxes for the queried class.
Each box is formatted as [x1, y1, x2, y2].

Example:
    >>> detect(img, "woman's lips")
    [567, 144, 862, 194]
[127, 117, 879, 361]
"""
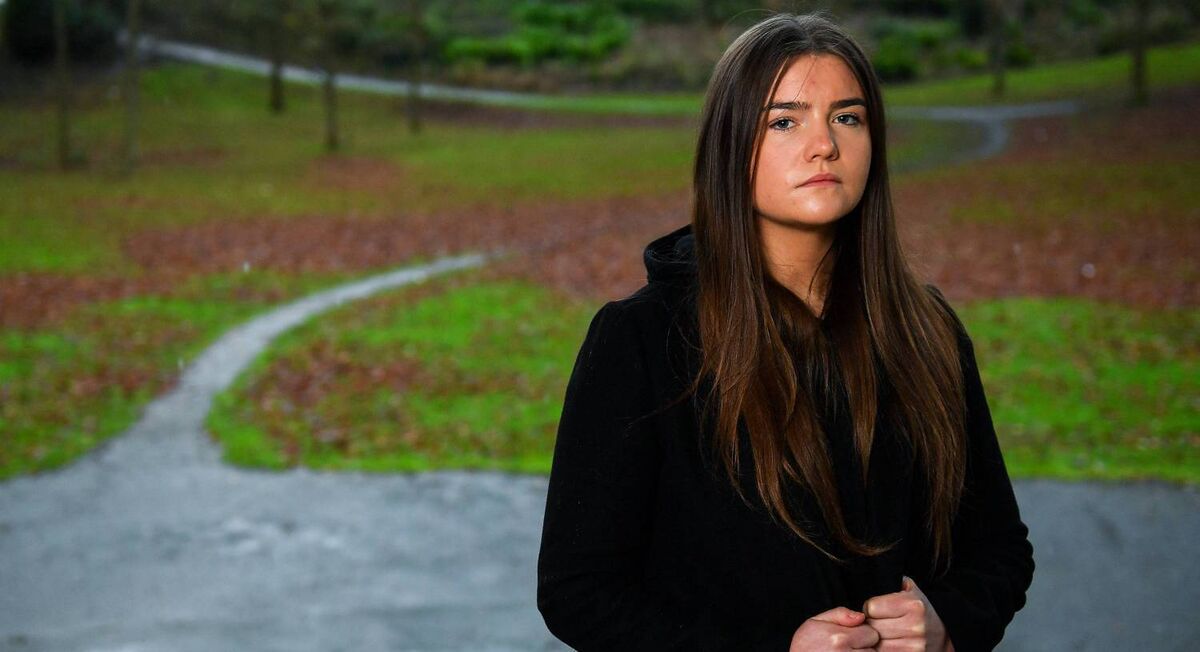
[800, 173, 841, 187]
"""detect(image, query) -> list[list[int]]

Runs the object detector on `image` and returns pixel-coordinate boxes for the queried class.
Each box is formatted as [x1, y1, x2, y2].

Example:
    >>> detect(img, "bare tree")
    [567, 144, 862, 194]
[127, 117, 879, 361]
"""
[405, 0, 425, 135]
[267, 11, 288, 113]
[987, 0, 1007, 99]
[1131, 0, 1150, 106]
[53, 0, 75, 170]
[120, 0, 142, 176]
[295, 0, 375, 152]
[226, 0, 298, 114]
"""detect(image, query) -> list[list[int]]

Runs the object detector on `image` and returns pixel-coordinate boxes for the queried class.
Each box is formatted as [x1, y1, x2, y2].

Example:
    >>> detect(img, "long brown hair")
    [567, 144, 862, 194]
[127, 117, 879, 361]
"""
[691, 13, 966, 574]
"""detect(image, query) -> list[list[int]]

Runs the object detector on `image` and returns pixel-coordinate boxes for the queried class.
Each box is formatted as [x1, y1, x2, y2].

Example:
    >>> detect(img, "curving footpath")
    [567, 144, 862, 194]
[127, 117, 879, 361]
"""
[1, 39, 1198, 652]
[3, 233, 1197, 652]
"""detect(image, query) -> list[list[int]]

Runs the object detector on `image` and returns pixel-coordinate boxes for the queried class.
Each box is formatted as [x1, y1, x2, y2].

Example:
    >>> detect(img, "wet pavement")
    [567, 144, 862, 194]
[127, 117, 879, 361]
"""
[2, 457, 1197, 651]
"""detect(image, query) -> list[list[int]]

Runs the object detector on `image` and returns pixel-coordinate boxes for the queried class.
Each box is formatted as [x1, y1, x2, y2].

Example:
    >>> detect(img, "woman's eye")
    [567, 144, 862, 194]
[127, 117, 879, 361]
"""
[769, 117, 795, 130]
[834, 113, 862, 126]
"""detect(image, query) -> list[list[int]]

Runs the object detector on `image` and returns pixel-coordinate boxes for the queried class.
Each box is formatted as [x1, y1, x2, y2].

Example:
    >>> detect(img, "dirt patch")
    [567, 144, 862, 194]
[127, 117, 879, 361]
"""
[893, 91, 1199, 309]
[999, 87, 1200, 164]
[0, 272, 178, 329]
[121, 193, 690, 277]
[306, 155, 406, 193]
[415, 98, 697, 130]
[899, 211, 1195, 309]
[248, 338, 431, 459]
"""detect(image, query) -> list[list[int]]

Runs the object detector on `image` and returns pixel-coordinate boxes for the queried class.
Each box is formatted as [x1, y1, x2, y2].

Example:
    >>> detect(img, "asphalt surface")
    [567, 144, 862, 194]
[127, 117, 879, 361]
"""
[2, 455, 1198, 651]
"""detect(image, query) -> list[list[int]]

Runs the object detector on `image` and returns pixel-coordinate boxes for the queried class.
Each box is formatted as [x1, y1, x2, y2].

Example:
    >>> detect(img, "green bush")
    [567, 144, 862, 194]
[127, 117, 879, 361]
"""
[952, 45, 988, 71]
[874, 32, 921, 82]
[444, 1, 630, 67]
[870, 17, 964, 80]
[1005, 40, 1035, 68]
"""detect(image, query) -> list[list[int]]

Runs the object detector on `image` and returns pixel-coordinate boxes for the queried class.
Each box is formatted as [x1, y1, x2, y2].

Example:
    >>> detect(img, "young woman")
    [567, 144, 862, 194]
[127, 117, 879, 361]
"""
[537, 13, 1034, 652]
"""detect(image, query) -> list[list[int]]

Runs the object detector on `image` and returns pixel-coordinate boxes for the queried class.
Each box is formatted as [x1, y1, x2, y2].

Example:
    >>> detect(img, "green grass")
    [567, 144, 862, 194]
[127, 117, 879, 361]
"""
[4, 41, 1198, 483]
[0, 59, 983, 277]
[1, 294, 258, 479]
[473, 40, 1200, 114]
[0, 65, 697, 274]
[0, 60, 959, 478]
[884, 41, 1200, 106]
[960, 298, 1198, 484]
[934, 160, 1200, 228]
[207, 275, 1198, 483]
[207, 275, 594, 473]
[0, 269, 355, 480]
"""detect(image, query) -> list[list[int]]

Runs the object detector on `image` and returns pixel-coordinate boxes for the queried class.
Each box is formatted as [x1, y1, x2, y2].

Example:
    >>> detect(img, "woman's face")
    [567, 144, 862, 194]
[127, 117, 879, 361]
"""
[752, 54, 872, 233]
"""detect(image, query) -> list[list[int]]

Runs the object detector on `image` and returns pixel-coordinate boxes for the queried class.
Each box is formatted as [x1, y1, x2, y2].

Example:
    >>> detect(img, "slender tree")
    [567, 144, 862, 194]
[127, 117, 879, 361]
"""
[267, 7, 287, 113]
[120, 0, 142, 176]
[1131, 0, 1150, 106]
[296, 0, 374, 152]
[405, 0, 425, 135]
[226, 0, 298, 114]
[987, 0, 1007, 99]
[53, 0, 75, 170]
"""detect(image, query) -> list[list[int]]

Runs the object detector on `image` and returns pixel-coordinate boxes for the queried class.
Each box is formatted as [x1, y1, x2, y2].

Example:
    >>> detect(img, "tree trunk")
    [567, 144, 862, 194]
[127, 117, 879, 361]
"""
[1131, 0, 1149, 106]
[323, 67, 339, 152]
[407, 0, 424, 135]
[268, 20, 286, 114]
[988, 0, 1006, 99]
[53, 0, 73, 170]
[121, 0, 142, 176]
[407, 62, 422, 135]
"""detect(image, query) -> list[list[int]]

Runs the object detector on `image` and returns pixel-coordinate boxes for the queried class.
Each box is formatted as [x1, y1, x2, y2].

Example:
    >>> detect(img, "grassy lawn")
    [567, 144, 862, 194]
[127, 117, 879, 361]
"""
[0, 64, 696, 275]
[0, 270, 357, 478]
[2, 42, 1197, 483]
[485, 40, 1200, 114]
[206, 272, 1199, 483]
[207, 273, 593, 474]
[0, 61, 697, 479]
[961, 299, 1198, 483]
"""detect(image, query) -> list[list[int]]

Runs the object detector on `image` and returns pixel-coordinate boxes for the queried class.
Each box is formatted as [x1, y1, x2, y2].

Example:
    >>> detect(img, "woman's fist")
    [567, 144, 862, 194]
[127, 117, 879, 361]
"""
[861, 576, 950, 652]
[789, 606, 881, 651]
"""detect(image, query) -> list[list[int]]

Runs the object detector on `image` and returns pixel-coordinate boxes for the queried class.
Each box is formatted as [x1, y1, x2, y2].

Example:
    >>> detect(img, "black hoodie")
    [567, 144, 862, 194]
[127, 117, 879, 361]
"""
[537, 225, 1034, 651]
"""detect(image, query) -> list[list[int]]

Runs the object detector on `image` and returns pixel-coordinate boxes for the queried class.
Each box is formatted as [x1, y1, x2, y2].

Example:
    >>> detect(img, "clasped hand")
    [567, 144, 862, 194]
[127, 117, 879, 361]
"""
[788, 576, 953, 652]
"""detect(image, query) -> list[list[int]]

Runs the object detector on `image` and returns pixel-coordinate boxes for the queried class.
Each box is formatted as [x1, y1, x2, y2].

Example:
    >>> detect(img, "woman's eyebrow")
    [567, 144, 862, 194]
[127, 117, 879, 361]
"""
[763, 97, 867, 112]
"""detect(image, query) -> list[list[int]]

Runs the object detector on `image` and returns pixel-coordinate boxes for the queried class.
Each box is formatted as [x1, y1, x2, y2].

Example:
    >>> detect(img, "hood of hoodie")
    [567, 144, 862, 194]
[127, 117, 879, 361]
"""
[643, 224, 698, 288]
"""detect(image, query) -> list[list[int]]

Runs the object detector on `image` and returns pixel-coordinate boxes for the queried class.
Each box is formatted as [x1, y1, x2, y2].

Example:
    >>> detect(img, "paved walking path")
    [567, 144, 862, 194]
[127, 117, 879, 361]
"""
[132, 33, 1078, 167]
[2, 36, 1195, 652]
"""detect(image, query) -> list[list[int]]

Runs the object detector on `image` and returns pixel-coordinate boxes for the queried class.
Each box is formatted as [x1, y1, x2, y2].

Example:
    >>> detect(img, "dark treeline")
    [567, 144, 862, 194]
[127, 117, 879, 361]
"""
[3, 0, 1193, 169]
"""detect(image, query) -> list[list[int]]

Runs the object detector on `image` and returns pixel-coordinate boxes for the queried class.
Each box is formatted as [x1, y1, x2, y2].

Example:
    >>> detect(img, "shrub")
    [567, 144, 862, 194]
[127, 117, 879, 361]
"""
[952, 45, 988, 71]
[874, 32, 921, 82]
[443, 1, 630, 67]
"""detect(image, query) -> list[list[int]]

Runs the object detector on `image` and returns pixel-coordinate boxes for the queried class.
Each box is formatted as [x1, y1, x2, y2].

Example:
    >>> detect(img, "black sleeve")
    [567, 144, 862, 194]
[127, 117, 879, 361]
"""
[537, 301, 760, 651]
[917, 287, 1036, 652]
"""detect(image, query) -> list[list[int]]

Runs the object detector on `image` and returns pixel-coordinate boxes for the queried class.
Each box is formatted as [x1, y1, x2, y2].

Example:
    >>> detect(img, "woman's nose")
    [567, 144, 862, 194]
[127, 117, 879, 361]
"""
[803, 124, 837, 161]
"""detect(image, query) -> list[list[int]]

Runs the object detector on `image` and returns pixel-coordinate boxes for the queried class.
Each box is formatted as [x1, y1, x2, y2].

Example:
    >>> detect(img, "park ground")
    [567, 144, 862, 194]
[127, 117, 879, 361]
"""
[0, 42, 1197, 483]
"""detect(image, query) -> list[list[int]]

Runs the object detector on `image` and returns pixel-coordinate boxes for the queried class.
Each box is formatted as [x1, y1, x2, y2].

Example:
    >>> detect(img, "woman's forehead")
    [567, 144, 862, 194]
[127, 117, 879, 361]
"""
[767, 54, 862, 103]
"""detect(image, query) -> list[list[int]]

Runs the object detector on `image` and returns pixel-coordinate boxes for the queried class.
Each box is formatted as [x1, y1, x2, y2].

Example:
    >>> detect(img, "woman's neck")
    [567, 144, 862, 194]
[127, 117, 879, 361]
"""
[758, 219, 837, 316]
